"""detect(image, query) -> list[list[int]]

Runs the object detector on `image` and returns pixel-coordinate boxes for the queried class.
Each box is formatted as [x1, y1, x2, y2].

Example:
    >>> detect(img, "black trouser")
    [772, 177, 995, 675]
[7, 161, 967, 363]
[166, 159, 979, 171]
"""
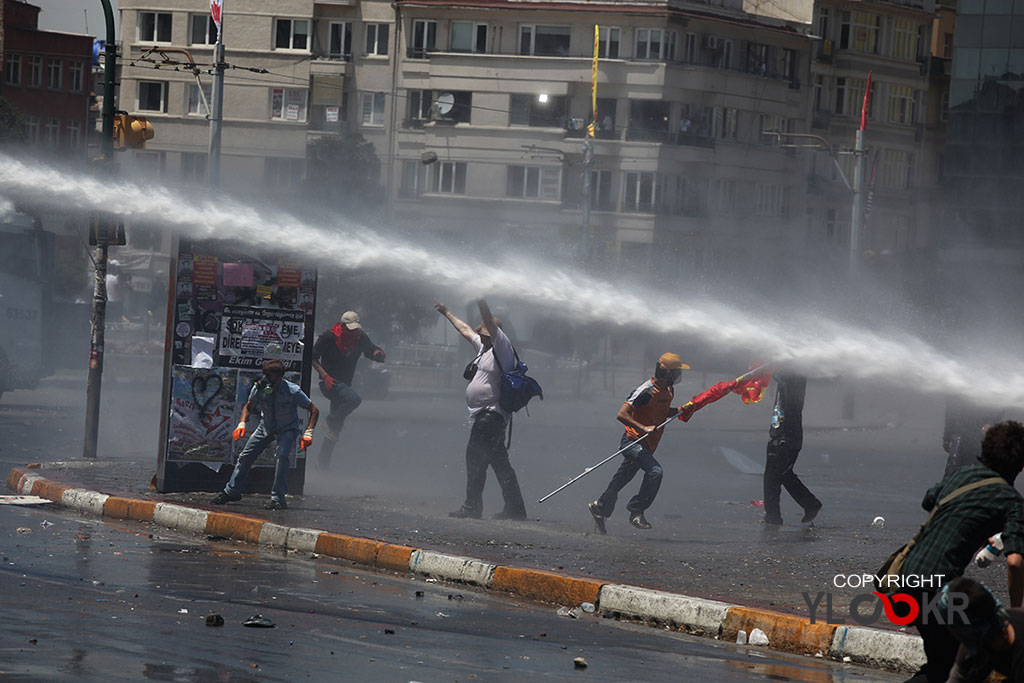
[898, 588, 959, 683]
[763, 438, 819, 521]
[595, 434, 663, 517]
[460, 410, 526, 516]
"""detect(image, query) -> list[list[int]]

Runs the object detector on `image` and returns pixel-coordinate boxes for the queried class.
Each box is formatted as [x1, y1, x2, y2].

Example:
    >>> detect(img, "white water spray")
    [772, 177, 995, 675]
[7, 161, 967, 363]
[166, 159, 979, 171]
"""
[1, 155, 1018, 405]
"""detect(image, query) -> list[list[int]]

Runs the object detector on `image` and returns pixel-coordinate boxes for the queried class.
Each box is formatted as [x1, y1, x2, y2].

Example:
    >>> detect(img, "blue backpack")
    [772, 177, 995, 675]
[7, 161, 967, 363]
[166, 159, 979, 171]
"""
[494, 348, 543, 414]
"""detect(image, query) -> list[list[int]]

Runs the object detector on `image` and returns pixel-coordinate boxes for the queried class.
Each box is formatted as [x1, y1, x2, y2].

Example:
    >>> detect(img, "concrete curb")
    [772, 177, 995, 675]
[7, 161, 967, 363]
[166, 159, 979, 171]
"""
[8, 465, 925, 673]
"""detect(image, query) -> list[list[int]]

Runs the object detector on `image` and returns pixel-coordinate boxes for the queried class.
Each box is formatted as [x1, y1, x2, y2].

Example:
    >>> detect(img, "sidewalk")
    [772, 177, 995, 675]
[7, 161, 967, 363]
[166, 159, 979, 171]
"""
[7, 457, 927, 674]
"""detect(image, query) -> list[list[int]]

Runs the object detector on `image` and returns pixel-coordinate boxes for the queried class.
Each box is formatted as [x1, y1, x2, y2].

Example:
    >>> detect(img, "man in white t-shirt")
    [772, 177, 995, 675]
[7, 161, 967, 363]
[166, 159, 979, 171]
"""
[434, 297, 527, 520]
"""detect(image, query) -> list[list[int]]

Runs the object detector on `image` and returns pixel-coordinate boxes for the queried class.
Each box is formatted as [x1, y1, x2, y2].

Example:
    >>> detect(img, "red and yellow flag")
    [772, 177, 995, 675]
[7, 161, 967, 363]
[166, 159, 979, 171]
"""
[589, 24, 598, 138]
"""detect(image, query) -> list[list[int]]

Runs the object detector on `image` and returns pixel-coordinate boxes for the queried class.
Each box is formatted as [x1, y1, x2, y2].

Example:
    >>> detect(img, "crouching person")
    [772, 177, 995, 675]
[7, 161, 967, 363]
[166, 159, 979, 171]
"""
[212, 359, 318, 511]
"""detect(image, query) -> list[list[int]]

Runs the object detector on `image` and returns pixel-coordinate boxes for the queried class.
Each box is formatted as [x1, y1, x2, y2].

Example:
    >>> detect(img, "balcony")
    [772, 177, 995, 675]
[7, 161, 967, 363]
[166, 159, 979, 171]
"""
[564, 121, 619, 140]
[625, 127, 670, 143]
[310, 55, 350, 77]
[674, 133, 714, 149]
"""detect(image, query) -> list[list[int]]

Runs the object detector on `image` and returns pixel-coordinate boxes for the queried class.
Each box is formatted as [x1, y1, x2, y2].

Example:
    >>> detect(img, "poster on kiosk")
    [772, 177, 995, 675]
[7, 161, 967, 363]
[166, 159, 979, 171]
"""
[155, 237, 316, 493]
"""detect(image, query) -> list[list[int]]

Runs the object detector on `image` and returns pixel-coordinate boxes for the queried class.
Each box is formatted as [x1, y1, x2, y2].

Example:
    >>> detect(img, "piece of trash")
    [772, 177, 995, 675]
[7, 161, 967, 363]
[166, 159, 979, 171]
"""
[28, 638, 37, 645]
[842, 655, 852, 663]
[736, 629, 747, 644]
[436, 612, 449, 618]
[16, 527, 31, 534]
[580, 602, 596, 613]
[556, 607, 572, 618]
[573, 657, 588, 669]
[323, 570, 339, 575]
[40, 520, 54, 527]
[425, 578, 437, 583]
[178, 609, 189, 614]
[872, 516, 885, 528]
[91, 580, 104, 586]
[0, 496, 50, 506]
[76, 532, 91, 540]
[447, 594, 463, 601]
[814, 652, 824, 658]
[206, 613, 225, 627]
[749, 628, 769, 646]
[750, 499, 764, 509]
[243, 615, 275, 628]
[384, 628, 395, 635]
[414, 591, 424, 598]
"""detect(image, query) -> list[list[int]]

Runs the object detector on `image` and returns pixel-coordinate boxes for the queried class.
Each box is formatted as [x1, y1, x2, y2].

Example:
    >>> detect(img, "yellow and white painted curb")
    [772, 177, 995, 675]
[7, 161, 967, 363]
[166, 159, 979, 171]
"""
[7, 465, 925, 673]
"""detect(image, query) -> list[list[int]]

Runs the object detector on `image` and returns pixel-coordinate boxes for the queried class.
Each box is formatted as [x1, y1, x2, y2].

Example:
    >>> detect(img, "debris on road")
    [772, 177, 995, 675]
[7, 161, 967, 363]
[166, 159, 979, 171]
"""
[736, 629, 747, 644]
[580, 602, 595, 613]
[0, 495, 50, 506]
[872, 516, 885, 528]
[748, 628, 769, 646]
[206, 613, 225, 627]
[436, 612, 449, 619]
[573, 657, 588, 669]
[243, 615, 275, 628]
[16, 527, 31, 534]
[447, 594, 463, 601]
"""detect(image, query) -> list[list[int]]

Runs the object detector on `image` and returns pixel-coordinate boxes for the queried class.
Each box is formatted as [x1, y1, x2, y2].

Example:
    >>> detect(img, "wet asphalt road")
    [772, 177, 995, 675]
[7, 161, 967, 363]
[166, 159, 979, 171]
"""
[2, 360, 1021, 619]
[0, 503, 902, 682]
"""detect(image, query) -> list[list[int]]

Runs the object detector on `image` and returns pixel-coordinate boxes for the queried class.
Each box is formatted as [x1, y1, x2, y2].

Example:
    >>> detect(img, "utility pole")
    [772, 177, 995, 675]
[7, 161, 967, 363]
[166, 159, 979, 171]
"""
[208, 3, 225, 187]
[849, 71, 872, 277]
[581, 136, 592, 263]
[84, 0, 118, 459]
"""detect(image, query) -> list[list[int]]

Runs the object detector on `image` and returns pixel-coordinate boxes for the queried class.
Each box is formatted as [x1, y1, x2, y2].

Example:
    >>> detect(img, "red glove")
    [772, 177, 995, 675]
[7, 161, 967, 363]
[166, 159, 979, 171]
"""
[232, 422, 246, 442]
[322, 375, 336, 390]
[676, 404, 696, 422]
[300, 428, 314, 451]
[372, 349, 386, 362]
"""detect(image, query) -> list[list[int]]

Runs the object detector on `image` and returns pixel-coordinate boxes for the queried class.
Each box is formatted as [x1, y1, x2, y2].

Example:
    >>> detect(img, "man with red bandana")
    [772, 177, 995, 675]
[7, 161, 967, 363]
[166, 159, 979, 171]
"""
[311, 311, 385, 469]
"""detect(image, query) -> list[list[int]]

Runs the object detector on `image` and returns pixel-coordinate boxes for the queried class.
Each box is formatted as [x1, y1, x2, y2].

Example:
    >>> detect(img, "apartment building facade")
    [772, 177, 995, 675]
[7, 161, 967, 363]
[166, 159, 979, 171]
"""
[117, 1, 814, 275]
[805, 0, 938, 264]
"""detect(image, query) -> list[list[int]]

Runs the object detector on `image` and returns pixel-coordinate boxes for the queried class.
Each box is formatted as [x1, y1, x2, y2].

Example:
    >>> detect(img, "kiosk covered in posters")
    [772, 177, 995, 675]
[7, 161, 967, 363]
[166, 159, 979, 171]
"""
[156, 238, 317, 493]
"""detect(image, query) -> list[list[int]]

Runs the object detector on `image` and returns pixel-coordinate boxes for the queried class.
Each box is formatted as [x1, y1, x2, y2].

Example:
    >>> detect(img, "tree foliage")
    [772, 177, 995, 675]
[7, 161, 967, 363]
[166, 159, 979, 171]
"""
[304, 133, 383, 219]
[0, 98, 27, 145]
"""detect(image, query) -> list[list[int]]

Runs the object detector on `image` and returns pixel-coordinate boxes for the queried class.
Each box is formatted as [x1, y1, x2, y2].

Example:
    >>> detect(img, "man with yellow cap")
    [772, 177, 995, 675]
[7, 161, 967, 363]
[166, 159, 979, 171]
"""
[588, 353, 690, 533]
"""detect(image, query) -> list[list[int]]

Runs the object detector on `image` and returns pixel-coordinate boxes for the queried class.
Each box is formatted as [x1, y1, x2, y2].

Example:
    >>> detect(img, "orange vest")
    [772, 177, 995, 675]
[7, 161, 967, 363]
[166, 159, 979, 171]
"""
[623, 378, 674, 453]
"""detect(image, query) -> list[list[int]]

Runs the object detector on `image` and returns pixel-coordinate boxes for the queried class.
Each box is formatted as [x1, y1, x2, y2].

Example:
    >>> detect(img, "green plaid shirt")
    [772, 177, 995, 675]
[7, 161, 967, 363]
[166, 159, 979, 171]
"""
[901, 465, 1024, 585]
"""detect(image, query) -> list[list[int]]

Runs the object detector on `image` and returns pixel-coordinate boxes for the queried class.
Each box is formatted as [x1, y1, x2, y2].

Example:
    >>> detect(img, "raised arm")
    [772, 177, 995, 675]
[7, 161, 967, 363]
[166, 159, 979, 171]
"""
[477, 298, 499, 339]
[434, 298, 476, 343]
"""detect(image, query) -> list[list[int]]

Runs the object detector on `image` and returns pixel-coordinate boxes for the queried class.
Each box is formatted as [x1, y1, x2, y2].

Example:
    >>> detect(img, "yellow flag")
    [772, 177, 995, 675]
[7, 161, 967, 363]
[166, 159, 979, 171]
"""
[591, 25, 599, 138]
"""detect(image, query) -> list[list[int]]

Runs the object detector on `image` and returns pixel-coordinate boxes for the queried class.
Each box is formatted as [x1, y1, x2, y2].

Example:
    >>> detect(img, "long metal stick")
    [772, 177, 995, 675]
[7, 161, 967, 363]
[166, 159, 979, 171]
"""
[537, 362, 773, 504]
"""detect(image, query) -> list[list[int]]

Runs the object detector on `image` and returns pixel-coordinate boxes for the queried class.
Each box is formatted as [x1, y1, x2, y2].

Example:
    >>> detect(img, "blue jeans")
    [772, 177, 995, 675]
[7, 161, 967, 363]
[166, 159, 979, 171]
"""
[225, 422, 297, 501]
[595, 434, 663, 516]
[318, 381, 362, 465]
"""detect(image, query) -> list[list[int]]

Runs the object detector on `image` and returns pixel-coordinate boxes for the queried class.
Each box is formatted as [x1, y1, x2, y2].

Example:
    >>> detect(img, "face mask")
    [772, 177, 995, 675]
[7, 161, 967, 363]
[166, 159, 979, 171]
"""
[655, 364, 682, 385]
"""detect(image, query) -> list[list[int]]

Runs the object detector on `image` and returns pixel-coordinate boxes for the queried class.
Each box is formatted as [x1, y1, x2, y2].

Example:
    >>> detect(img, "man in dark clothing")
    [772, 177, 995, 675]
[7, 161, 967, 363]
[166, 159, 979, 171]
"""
[895, 421, 1024, 683]
[943, 395, 1002, 476]
[763, 373, 821, 526]
[311, 310, 385, 469]
[942, 577, 1024, 683]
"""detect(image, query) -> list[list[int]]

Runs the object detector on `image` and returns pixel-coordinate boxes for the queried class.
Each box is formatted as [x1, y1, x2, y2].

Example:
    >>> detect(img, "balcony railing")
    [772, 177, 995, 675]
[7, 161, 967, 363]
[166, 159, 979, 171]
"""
[313, 52, 352, 62]
[564, 122, 619, 139]
[625, 127, 670, 143]
[674, 132, 715, 149]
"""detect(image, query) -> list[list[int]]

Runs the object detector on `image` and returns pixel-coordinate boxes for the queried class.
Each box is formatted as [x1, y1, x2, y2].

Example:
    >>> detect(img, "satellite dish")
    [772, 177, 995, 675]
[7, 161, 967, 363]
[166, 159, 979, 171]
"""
[434, 92, 455, 116]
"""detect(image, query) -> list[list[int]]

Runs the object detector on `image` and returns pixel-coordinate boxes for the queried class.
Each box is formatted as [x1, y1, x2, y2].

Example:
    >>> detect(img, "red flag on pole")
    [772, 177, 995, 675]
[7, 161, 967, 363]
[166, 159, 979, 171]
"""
[860, 70, 872, 131]
[210, 0, 223, 42]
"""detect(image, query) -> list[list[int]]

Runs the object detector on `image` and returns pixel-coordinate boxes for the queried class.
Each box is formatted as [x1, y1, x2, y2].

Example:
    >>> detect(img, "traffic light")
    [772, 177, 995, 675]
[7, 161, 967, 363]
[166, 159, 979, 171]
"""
[112, 114, 155, 149]
[88, 212, 126, 246]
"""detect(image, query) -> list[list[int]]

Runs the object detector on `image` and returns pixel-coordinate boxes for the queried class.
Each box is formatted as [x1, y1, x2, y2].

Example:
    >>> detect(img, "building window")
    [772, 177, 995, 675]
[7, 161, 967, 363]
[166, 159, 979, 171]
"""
[69, 61, 84, 92]
[25, 116, 39, 142]
[835, 77, 874, 118]
[813, 74, 825, 110]
[190, 14, 218, 45]
[450, 22, 487, 53]
[506, 165, 561, 200]
[182, 152, 207, 181]
[887, 84, 918, 125]
[839, 11, 880, 54]
[755, 184, 783, 216]
[407, 89, 432, 121]
[623, 172, 657, 213]
[139, 12, 172, 43]
[400, 160, 427, 197]
[275, 18, 309, 50]
[329, 22, 352, 58]
[365, 24, 390, 56]
[361, 92, 386, 126]
[27, 56, 42, 88]
[437, 91, 472, 123]
[137, 81, 168, 113]
[186, 83, 213, 115]
[66, 120, 81, 148]
[710, 178, 738, 213]
[590, 170, 613, 210]
[44, 118, 60, 146]
[598, 27, 620, 59]
[509, 94, 567, 127]
[880, 149, 912, 190]
[47, 59, 62, 90]
[705, 36, 732, 69]
[271, 88, 308, 121]
[519, 25, 571, 57]
[890, 17, 919, 60]
[635, 29, 676, 61]
[432, 161, 467, 194]
[410, 20, 437, 58]
[817, 7, 830, 41]
[5, 54, 21, 86]
[711, 107, 737, 140]
[942, 32, 952, 59]
[684, 33, 697, 64]
[759, 114, 786, 144]
[264, 157, 304, 188]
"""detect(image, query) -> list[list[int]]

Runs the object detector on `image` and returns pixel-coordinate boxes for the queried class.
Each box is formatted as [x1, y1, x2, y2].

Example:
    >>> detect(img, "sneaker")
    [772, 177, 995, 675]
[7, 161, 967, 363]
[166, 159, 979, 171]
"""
[588, 501, 607, 535]
[801, 503, 822, 524]
[265, 498, 287, 511]
[493, 510, 527, 521]
[211, 491, 241, 505]
[629, 512, 652, 530]
[448, 507, 482, 519]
